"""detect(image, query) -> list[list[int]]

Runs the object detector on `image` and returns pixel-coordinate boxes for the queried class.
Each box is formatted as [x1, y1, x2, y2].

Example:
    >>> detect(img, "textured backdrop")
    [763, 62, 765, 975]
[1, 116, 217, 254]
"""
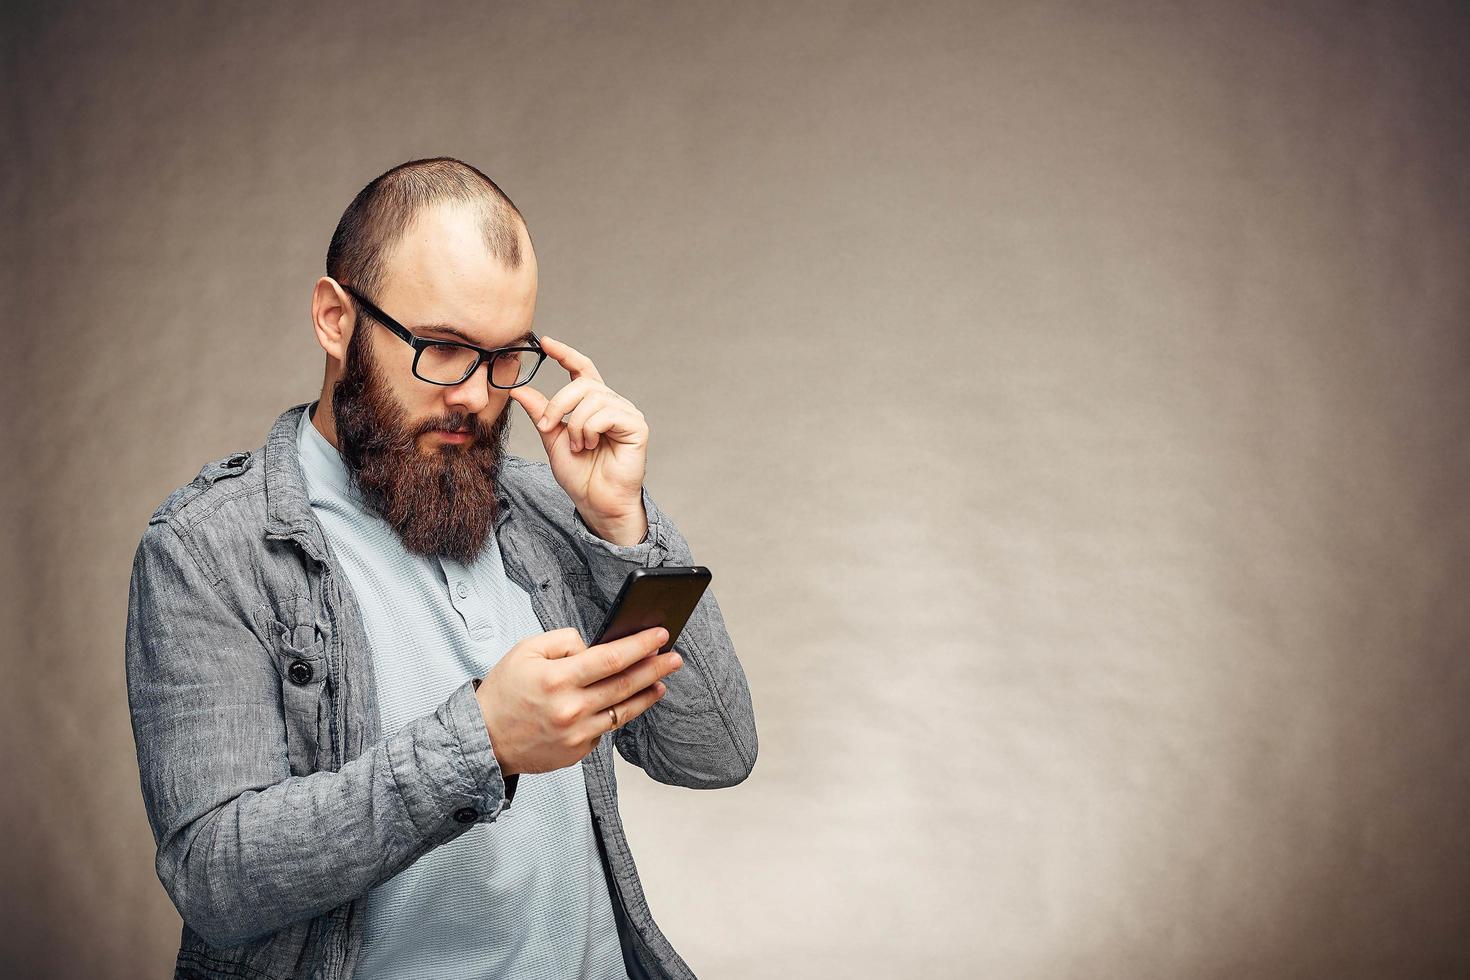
[4, 1, 1469, 977]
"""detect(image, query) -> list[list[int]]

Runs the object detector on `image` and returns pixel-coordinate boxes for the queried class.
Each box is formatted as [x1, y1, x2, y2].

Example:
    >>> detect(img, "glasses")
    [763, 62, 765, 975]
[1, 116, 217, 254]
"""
[340, 282, 546, 388]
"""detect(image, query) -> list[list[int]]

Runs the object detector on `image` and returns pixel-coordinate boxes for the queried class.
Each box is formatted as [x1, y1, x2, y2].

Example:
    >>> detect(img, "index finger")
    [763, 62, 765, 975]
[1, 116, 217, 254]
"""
[538, 334, 604, 384]
[560, 626, 669, 688]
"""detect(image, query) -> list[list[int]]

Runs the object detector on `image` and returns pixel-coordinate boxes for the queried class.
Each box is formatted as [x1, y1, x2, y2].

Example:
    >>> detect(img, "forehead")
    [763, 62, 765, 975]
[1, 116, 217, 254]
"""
[378, 202, 538, 346]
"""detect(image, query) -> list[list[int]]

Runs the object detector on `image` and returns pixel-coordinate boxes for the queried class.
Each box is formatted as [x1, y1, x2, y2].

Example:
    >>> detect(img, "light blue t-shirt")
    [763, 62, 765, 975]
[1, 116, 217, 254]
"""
[296, 402, 629, 980]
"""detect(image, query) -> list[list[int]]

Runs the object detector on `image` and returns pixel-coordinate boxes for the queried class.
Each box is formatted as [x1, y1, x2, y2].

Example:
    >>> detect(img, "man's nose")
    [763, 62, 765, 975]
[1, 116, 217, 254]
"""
[441, 361, 499, 415]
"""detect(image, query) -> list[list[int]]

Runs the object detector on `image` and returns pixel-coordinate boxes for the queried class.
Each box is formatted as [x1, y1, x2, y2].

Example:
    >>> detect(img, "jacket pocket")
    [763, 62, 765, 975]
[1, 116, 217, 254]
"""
[258, 605, 329, 776]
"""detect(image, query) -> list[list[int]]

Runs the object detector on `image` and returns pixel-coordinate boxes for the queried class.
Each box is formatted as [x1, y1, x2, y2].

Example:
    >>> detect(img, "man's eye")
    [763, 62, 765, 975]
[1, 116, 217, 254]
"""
[413, 343, 481, 384]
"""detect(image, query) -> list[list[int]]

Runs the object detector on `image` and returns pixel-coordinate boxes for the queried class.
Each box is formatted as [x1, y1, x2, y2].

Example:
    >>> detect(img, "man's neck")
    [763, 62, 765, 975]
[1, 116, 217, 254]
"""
[310, 397, 342, 452]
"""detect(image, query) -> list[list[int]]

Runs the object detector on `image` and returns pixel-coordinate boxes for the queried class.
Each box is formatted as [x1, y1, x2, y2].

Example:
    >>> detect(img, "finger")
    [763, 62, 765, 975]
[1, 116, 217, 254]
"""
[579, 403, 638, 452]
[538, 335, 604, 385]
[574, 677, 669, 745]
[560, 625, 669, 688]
[536, 377, 602, 437]
[582, 648, 683, 714]
[563, 392, 616, 453]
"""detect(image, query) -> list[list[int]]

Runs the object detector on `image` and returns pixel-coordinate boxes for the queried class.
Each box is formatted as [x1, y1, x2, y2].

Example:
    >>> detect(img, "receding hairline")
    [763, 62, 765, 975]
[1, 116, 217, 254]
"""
[326, 157, 532, 302]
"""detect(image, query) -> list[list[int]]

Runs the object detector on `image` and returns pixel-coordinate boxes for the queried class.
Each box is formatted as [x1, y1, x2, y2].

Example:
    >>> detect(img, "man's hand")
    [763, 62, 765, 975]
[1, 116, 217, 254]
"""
[507, 335, 649, 545]
[474, 626, 683, 776]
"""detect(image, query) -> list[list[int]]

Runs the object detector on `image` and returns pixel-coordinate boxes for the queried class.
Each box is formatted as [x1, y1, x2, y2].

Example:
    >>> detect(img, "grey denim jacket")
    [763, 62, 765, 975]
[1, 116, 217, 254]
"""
[124, 401, 758, 980]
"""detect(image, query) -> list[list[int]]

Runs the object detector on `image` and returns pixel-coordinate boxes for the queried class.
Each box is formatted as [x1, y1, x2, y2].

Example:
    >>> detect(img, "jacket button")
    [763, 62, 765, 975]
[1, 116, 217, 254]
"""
[288, 660, 314, 685]
[453, 806, 479, 823]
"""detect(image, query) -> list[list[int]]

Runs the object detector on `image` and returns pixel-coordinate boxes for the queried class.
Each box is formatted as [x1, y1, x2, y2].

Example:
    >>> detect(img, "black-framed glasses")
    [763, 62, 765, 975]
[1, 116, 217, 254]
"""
[340, 282, 546, 388]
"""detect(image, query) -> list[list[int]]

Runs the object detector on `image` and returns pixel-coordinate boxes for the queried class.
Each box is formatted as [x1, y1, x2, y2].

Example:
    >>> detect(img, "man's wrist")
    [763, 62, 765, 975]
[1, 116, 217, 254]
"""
[579, 503, 649, 547]
[472, 677, 519, 798]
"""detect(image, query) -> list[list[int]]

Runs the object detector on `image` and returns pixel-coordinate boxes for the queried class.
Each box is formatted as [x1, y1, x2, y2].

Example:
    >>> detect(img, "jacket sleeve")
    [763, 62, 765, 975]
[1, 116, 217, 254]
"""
[124, 519, 516, 949]
[569, 485, 758, 789]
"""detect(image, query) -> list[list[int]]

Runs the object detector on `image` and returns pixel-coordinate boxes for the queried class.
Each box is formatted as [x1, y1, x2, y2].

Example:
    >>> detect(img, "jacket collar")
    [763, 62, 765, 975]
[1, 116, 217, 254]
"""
[261, 400, 518, 564]
[263, 401, 330, 563]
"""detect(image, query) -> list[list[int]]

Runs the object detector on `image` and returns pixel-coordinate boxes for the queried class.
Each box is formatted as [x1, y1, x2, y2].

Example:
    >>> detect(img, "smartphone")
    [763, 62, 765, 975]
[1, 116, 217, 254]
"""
[592, 566, 712, 653]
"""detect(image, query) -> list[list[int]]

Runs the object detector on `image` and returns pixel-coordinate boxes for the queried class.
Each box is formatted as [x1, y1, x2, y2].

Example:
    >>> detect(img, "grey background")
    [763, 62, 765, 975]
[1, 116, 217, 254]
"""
[4, 1, 1469, 977]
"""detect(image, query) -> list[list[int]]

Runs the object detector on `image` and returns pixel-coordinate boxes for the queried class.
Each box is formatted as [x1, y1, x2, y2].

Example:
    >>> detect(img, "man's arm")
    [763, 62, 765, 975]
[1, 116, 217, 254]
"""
[125, 520, 515, 949]
[570, 485, 758, 788]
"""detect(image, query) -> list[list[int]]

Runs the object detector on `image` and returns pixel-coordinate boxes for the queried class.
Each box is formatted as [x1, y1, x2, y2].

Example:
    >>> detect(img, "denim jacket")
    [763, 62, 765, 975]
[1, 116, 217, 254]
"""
[124, 401, 758, 980]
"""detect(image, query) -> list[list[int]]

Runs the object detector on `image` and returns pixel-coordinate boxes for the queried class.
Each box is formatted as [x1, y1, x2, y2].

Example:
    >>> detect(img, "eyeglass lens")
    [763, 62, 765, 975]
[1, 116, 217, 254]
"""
[417, 344, 539, 387]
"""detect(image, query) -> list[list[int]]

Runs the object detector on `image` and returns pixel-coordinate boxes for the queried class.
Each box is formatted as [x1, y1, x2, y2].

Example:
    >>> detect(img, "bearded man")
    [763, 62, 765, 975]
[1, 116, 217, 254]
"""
[124, 157, 757, 980]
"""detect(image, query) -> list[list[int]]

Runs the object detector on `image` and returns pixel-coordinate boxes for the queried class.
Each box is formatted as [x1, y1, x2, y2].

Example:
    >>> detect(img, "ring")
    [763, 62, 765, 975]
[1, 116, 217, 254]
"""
[606, 707, 619, 732]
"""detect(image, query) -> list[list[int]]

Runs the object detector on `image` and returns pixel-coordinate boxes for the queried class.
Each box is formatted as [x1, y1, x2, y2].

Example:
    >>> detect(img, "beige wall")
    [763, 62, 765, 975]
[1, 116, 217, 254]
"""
[4, 2, 1469, 976]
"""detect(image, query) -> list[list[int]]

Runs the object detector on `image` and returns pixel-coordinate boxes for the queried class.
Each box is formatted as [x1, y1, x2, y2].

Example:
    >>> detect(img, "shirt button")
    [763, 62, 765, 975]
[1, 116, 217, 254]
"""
[287, 660, 314, 685]
[456, 581, 469, 599]
[453, 806, 479, 824]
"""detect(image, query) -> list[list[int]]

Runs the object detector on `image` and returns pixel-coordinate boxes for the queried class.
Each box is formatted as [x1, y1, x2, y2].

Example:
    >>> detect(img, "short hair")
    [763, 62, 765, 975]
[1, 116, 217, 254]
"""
[326, 156, 529, 301]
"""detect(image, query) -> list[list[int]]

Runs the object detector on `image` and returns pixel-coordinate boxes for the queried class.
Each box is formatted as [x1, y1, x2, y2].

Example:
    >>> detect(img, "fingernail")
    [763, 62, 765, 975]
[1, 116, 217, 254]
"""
[669, 653, 682, 668]
[537, 416, 551, 430]
[655, 681, 666, 694]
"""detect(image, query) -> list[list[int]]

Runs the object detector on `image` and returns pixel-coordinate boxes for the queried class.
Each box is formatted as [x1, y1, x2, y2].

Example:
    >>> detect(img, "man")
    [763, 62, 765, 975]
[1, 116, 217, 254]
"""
[125, 157, 757, 980]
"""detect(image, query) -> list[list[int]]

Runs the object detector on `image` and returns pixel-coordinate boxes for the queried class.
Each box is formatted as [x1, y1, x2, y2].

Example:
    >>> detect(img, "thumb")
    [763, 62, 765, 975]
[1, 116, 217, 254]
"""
[534, 626, 586, 660]
[509, 385, 553, 434]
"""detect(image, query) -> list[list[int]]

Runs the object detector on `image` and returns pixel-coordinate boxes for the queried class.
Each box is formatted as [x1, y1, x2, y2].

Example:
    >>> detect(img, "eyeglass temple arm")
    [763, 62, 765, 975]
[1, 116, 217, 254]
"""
[344, 283, 543, 360]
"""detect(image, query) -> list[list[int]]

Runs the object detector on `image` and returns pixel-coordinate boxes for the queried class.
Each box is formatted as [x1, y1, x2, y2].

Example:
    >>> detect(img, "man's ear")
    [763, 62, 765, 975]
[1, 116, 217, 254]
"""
[311, 276, 355, 362]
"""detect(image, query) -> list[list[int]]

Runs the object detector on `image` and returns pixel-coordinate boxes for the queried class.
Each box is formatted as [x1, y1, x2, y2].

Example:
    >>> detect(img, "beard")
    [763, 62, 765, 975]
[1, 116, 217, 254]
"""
[329, 322, 512, 564]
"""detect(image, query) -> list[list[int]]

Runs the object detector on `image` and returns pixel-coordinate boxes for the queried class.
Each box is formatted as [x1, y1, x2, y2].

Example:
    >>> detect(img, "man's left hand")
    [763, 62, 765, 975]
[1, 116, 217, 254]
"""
[507, 335, 649, 546]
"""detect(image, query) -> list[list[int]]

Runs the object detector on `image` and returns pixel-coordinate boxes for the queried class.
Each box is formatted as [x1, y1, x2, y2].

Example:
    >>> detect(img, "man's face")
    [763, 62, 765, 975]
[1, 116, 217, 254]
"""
[331, 321, 513, 564]
[329, 203, 539, 565]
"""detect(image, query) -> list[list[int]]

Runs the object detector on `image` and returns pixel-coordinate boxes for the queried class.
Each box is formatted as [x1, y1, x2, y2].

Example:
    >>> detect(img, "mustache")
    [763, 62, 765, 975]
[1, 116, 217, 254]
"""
[346, 405, 498, 457]
[423, 413, 491, 436]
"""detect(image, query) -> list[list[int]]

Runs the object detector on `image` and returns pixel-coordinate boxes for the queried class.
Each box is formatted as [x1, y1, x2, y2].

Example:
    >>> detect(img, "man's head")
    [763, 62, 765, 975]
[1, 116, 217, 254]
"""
[309, 157, 540, 564]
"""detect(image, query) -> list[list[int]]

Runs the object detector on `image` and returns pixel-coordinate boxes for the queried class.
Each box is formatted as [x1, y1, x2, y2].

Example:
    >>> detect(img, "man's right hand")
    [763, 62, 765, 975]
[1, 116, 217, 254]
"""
[473, 626, 682, 776]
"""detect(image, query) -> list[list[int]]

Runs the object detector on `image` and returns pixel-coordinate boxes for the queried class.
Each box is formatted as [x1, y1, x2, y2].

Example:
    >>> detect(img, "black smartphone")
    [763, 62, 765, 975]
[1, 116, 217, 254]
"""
[592, 566, 712, 653]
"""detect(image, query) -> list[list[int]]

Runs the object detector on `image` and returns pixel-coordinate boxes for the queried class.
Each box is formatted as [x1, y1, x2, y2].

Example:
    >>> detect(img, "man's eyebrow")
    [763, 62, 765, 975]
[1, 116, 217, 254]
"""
[412, 323, 536, 347]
